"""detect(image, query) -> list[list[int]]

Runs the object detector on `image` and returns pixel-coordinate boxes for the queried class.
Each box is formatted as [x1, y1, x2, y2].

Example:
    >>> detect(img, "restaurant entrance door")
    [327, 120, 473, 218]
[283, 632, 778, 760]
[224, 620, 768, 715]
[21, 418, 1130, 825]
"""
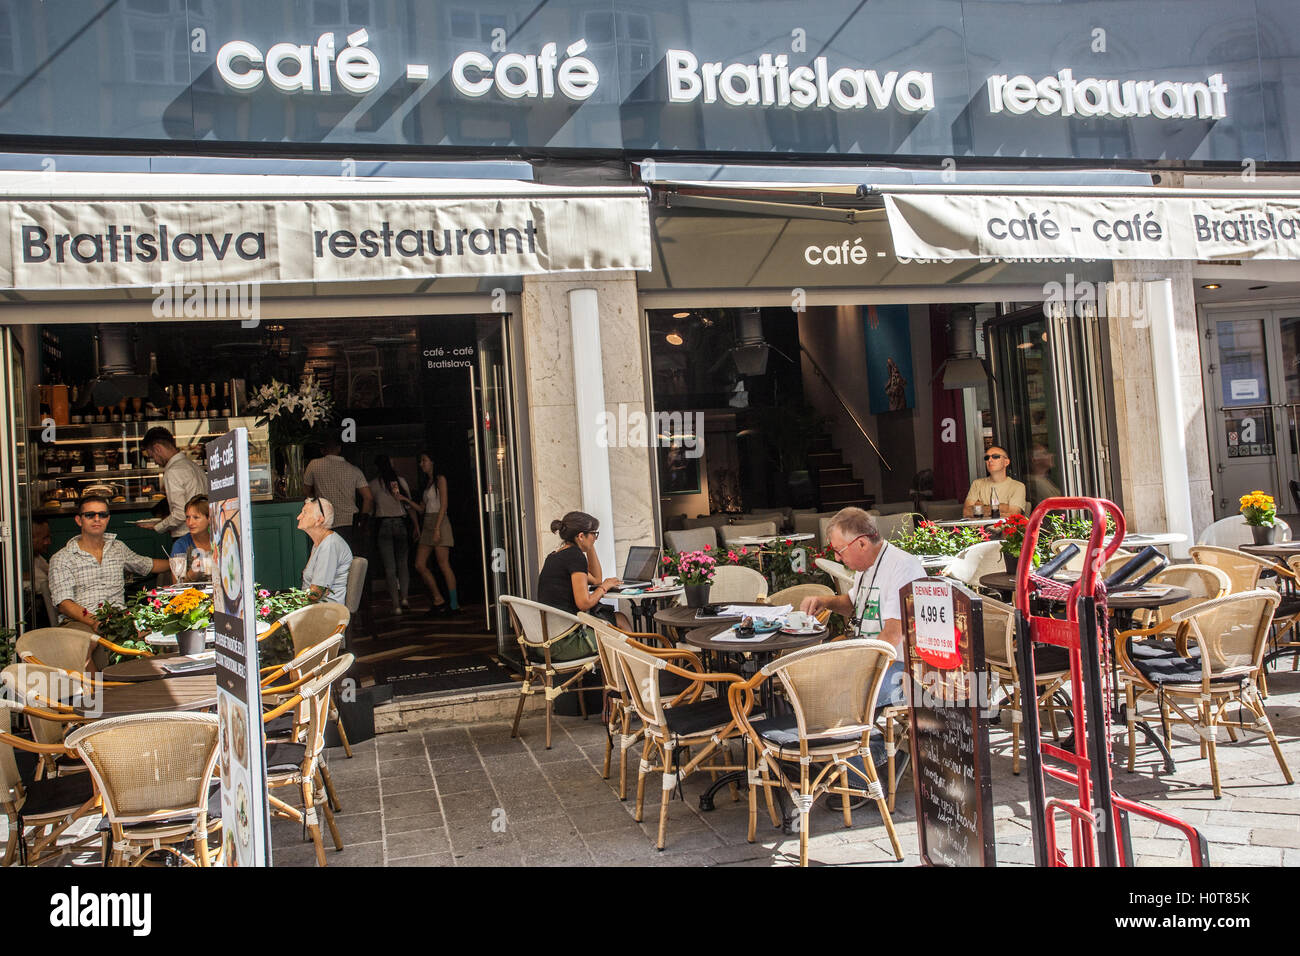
[0, 329, 33, 630]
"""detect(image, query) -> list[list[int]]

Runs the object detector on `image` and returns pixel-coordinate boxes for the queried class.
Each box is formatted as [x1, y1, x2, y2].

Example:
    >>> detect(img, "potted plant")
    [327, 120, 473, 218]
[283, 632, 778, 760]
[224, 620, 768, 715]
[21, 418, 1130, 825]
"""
[677, 549, 718, 607]
[992, 514, 1039, 574]
[249, 379, 335, 499]
[1240, 491, 1278, 545]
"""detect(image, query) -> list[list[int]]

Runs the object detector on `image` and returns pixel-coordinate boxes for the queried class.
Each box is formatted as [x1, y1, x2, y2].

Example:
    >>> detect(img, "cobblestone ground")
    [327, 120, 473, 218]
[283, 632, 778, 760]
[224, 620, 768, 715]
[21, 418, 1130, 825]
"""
[20, 665, 1299, 867]
[270, 664, 1300, 867]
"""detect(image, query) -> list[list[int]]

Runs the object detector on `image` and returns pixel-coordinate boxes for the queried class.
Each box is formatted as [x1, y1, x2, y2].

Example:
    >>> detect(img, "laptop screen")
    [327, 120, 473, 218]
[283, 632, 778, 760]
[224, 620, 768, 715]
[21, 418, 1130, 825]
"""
[622, 546, 661, 582]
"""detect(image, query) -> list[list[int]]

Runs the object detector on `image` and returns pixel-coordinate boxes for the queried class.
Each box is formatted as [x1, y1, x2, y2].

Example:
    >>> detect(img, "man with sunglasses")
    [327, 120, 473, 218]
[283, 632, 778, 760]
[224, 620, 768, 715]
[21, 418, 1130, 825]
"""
[48, 494, 171, 632]
[963, 445, 1027, 518]
[800, 507, 924, 794]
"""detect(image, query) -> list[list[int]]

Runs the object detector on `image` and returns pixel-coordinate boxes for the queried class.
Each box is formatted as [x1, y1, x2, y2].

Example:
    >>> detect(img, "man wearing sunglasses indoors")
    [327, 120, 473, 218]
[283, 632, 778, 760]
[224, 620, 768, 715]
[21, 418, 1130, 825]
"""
[799, 507, 924, 790]
[962, 445, 1027, 518]
[48, 494, 172, 632]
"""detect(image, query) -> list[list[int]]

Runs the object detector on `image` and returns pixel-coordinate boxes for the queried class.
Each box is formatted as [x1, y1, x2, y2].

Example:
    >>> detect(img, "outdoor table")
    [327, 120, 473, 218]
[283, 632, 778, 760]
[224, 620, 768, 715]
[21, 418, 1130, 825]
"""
[102, 654, 216, 682]
[730, 532, 816, 547]
[1119, 532, 1187, 549]
[680, 617, 828, 813]
[978, 571, 1191, 771]
[1240, 543, 1300, 669]
[933, 518, 1000, 528]
[71, 674, 219, 719]
[607, 585, 684, 634]
[1240, 542, 1300, 561]
[654, 602, 755, 641]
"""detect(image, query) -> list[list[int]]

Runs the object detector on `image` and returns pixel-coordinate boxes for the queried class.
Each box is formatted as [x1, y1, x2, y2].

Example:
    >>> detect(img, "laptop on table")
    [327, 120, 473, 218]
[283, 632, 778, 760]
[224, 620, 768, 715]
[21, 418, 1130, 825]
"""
[606, 546, 661, 591]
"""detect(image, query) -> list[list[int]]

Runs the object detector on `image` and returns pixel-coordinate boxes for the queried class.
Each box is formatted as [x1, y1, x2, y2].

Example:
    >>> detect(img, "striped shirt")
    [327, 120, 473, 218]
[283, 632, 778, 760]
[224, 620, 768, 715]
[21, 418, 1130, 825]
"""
[304, 455, 368, 526]
[48, 534, 154, 621]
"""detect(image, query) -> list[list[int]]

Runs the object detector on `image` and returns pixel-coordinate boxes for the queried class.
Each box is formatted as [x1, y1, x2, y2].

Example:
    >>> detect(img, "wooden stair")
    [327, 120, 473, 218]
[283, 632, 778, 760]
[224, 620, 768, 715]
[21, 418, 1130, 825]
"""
[807, 434, 874, 511]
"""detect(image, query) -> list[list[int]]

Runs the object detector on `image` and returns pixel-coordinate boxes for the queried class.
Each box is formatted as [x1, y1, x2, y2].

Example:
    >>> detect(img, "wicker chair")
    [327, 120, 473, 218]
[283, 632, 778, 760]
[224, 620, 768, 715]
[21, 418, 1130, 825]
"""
[0, 698, 100, 866]
[1, 661, 94, 781]
[694, 565, 769, 604]
[814, 558, 855, 595]
[1115, 590, 1292, 797]
[578, 612, 705, 801]
[981, 596, 1074, 774]
[502, 596, 599, 750]
[258, 604, 352, 757]
[1188, 545, 1285, 593]
[263, 654, 354, 866]
[727, 639, 904, 867]
[762, 583, 834, 608]
[16, 625, 152, 674]
[606, 635, 743, 850]
[65, 712, 220, 866]
[1272, 554, 1300, 673]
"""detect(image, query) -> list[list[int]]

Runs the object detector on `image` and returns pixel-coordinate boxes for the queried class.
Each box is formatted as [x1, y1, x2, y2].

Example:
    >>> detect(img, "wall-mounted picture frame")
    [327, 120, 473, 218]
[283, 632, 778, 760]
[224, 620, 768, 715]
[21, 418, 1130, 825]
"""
[658, 441, 701, 495]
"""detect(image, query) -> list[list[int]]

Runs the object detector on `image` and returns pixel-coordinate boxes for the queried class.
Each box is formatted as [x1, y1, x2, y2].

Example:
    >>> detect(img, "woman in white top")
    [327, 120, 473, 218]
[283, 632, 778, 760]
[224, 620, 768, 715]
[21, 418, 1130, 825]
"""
[397, 452, 458, 616]
[367, 455, 416, 615]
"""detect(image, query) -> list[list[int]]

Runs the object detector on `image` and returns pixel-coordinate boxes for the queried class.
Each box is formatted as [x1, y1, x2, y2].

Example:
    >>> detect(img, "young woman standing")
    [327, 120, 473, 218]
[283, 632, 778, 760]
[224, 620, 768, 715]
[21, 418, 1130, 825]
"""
[398, 452, 458, 616]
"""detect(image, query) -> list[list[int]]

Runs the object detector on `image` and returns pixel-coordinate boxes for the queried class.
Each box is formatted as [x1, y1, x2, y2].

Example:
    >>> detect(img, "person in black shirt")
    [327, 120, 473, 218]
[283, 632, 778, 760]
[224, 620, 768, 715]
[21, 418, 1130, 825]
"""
[536, 511, 628, 660]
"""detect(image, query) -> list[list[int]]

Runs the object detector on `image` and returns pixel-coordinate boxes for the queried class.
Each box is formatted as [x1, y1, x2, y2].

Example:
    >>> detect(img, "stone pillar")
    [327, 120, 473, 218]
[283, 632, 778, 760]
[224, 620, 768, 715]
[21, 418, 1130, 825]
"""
[1107, 259, 1214, 545]
[520, 270, 656, 583]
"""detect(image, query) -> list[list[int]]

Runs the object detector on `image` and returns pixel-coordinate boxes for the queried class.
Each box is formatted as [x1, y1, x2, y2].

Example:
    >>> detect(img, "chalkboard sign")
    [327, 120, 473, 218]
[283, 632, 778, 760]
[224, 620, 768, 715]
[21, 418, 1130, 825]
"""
[902, 578, 997, 867]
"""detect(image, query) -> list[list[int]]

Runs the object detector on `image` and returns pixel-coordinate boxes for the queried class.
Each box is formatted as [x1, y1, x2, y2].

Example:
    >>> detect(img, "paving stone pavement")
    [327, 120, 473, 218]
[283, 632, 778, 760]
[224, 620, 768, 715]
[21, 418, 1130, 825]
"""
[266, 665, 1300, 867]
[16, 665, 1299, 867]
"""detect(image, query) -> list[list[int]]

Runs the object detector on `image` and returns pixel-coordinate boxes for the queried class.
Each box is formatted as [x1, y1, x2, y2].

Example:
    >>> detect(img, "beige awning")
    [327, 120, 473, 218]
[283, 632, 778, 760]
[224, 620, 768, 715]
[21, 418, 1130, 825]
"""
[0, 171, 650, 291]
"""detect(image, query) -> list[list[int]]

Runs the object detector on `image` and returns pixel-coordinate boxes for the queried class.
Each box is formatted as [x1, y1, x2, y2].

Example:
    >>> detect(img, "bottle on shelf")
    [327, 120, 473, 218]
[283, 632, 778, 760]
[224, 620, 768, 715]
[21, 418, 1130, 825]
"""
[175, 385, 187, 419]
[188, 383, 197, 419]
[69, 386, 81, 425]
[200, 383, 211, 418]
[221, 381, 232, 418]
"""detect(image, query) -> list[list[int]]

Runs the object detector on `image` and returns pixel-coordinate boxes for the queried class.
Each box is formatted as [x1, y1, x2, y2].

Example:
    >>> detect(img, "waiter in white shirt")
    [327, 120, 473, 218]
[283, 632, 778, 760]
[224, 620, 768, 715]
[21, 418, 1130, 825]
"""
[137, 426, 209, 540]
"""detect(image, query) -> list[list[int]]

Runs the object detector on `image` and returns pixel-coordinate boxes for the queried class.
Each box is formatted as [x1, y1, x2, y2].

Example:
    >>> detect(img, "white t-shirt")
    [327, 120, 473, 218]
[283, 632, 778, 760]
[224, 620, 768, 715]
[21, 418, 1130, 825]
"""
[847, 542, 926, 639]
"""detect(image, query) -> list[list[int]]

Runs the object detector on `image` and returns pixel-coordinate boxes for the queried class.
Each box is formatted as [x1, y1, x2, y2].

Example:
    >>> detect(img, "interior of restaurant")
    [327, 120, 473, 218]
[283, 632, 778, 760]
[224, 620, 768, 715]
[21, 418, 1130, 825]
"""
[31, 314, 507, 690]
[648, 299, 1107, 540]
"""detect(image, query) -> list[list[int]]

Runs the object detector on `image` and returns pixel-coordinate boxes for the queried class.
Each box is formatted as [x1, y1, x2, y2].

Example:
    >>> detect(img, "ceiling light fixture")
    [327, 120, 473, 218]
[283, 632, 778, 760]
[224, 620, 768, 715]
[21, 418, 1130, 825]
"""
[672, 311, 690, 319]
[665, 331, 684, 346]
[1249, 285, 1269, 291]
[1201, 283, 1221, 290]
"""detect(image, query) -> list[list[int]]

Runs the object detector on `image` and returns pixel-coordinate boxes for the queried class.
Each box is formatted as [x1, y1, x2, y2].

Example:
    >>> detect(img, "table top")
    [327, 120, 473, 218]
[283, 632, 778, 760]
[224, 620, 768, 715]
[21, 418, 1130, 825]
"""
[1120, 532, 1188, 547]
[682, 621, 828, 654]
[1240, 542, 1300, 560]
[74, 674, 219, 718]
[654, 602, 770, 629]
[933, 518, 1000, 528]
[102, 654, 216, 682]
[609, 585, 683, 603]
[730, 533, 816, 546]
[977, 573, 1191, 610]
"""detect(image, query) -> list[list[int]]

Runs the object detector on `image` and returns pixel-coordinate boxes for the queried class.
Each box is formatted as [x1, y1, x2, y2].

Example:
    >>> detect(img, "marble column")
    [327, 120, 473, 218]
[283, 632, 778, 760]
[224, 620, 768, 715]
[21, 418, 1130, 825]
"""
[520, 270, 656, 581]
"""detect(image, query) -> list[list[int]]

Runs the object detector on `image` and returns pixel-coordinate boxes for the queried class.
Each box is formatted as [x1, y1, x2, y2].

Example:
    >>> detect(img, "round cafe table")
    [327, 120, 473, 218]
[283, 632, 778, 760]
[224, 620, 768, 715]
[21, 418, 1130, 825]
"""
[1240, 542, 1300, 562]
[654, 602, 768, 641]
[102, 654, 216, 682]
[606, 585, 683, 634]
[71, 674, 219, 719]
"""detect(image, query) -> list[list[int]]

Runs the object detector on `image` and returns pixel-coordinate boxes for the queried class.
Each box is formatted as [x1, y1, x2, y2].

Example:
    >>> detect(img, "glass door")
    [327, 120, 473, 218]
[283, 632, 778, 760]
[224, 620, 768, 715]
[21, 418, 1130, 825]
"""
[0, 330, 33, 630]
[471, 316, 527, 660]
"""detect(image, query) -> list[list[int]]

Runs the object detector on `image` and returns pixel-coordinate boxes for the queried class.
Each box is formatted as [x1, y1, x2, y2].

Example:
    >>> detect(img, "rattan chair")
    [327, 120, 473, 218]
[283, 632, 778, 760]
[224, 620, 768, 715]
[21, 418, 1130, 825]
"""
[762, 583, 834, 608]
[0, 698, 100, 866]
[606, 635, 743, 850]
[1188, 545, 1284, 593]
[691, 565, 768, 605]
[814, 558, 855, 595]
[258, 604, 352, 757]
[502, 596, 599, 749]
[1, 661, 94, 781]
[261, 634, 346, 814]
[1115, 590, 1292, 797]
[578, 612, 705, 801]
[263, 654, 354, 866]
[16, 625, 152, 675]
[66, 712, 220, 866]
[981, 596, 1074, 774]
[727, 639, 904, 867]
[1272, 554, 1300, 673]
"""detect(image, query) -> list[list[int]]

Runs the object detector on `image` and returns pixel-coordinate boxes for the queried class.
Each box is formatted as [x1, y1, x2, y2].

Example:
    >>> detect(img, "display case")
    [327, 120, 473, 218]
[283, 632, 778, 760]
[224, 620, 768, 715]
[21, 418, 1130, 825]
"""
[32, 416, 272, 514]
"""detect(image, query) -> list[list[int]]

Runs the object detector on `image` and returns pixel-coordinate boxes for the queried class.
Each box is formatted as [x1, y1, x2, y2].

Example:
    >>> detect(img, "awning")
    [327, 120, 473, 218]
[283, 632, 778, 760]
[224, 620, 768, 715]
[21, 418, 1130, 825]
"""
[0, 171, 650, 291]
[882, 187, 1300, 261]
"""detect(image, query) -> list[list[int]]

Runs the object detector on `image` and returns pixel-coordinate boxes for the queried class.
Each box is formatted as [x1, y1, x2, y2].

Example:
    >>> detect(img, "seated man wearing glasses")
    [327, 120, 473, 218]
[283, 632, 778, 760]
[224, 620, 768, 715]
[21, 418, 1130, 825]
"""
[963, 445, 1027, 518]
[297, 496, 354, 604]
[48, 494, 172, 632]
[799, 507, 925, 796]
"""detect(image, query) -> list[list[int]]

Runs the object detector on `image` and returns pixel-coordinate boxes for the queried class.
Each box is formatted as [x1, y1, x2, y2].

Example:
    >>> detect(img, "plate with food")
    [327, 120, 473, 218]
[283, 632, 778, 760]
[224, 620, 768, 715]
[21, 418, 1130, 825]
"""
[224, 831, 239, 867]
[218, 520, 243, 612]
[735, 615, 782, 635]
[231, 705, 248, 768]
[218, 697, 231, 787]
[235, 783, 251, 848]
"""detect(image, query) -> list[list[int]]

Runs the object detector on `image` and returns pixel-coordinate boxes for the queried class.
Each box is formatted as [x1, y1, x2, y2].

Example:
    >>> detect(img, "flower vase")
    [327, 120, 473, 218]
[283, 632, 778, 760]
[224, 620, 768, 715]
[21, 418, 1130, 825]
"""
[683, 582, 711, 608]
[279, 444, 305, 500]
[1003, 551, 1020, 575]
[177, 628, 207, 656]
[1251, 522, 1277, 545]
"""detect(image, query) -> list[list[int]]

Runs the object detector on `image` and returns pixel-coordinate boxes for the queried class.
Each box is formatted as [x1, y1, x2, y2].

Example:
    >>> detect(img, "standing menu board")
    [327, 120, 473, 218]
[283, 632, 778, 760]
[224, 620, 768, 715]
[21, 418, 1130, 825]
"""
[901, 578, 996, 867]
[209, 428, 271, 867]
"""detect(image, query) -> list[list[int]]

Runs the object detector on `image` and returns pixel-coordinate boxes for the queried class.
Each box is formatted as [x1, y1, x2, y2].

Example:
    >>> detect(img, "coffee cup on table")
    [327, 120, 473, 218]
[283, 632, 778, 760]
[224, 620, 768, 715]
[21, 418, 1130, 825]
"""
[787, 610, 811, 629]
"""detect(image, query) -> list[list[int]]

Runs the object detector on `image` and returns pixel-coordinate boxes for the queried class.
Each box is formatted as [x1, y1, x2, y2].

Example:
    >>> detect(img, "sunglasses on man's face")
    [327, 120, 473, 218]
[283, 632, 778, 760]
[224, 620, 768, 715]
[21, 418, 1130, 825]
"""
[79, 511, 110, 520]
[984, 454, 1006, 461]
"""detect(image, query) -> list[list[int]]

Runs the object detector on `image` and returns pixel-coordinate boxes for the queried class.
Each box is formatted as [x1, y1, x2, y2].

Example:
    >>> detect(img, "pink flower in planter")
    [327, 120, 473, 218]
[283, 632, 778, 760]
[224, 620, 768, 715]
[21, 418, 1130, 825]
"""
[260, 605, 271, 615]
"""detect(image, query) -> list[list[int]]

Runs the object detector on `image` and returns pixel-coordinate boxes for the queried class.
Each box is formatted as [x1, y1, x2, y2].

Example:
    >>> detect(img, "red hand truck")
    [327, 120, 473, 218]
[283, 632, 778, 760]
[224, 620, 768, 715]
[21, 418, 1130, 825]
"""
[1014, 497, 1209, 867]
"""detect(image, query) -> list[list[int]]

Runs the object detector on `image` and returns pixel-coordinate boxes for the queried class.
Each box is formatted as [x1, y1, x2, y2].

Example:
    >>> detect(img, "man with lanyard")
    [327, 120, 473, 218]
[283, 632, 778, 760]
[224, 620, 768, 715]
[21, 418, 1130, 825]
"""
[801, 507, 925, 794]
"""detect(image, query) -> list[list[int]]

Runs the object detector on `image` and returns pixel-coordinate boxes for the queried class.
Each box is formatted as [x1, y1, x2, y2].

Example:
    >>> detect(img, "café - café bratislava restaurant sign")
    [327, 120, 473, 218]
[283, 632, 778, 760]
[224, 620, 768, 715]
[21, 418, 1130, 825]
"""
[0, 171, 651, 291]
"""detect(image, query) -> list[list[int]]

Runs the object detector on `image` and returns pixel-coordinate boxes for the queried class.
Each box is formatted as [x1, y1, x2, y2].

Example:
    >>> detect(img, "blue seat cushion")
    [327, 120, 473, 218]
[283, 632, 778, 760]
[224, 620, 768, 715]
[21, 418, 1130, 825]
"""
[662, 697, 733, 737]
[754, 712, 864, 753]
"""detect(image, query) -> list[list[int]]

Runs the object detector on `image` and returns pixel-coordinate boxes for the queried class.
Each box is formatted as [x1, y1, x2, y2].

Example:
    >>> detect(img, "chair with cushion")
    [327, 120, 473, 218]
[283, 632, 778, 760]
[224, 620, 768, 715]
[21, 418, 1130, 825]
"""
[263, 654, 354, 865]
[874, 512, 917, 542]
[66, 712, 220, 866]
[699, 565, 768, 605]
[1, 661, 93, 781]
[720, 521, 777, 548]
[1270, 554, 1300, 674]
[1188, 545, 1288, 594]
[664, 527, 720, 556]
[343, 555, 372, 645]
[794, 511, 839, 548]
[502, 596, 599, 749]
[922, 500, 965, 521]
[1196, 515, 1292, 547]
[1115, 590, 1292, 797]
[0, 696, 100, 866]
[814, 557, 856, 596]
[605, 634, 743, 850]
[579, 612, 705, 801]
[981, 596, 1075, 773]
[16, 626, 150, 676]
[258, 603, 353, 758]
[727, 639, 905, 867]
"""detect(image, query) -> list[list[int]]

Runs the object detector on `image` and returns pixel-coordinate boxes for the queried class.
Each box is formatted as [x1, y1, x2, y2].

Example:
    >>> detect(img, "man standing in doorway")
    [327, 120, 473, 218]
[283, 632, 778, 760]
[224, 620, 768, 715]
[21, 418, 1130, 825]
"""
[137, 427, 209, 541]
[304, 436, 373, 551]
